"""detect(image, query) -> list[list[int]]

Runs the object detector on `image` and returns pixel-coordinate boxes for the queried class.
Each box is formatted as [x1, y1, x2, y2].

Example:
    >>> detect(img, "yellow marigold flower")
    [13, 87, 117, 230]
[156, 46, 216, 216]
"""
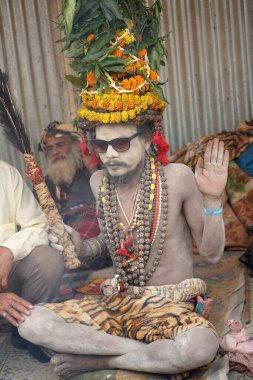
[123, 34, 134, 44]
[128, 110, 136, 119]
[150, 194, 154, 201]
[152, 173, 156, 180]
[100, 185, 105, 192]
[148, 204, 153, 211]
[102, 197, 106, 203]
[135, 105, 141, 114]
[114, 112, 121, 123]
[77, 108, 86, 118]
[102, 114, 110, 123]
[121, 111, 129, 122]
[150, 183, 155, 190]
[142, 102, 148, 111]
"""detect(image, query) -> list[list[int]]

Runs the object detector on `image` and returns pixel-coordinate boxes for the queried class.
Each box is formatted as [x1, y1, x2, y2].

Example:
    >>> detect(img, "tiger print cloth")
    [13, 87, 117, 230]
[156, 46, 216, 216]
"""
[44, 278, 217, 342]
[168, 122, 253, 169]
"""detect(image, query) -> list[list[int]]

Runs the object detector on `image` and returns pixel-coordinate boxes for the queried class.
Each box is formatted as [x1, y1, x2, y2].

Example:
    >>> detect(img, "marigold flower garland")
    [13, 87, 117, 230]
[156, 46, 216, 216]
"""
[78, 91, 166, 125]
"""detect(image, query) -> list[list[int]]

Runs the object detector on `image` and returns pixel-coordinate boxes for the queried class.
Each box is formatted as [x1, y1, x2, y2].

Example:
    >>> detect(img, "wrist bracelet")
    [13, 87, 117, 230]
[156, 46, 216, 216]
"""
[204, 207, 223, 216]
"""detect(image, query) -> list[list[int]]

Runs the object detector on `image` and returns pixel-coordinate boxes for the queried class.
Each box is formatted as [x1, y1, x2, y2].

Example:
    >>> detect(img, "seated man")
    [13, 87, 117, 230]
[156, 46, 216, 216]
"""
[39, 120, 100, 239]
[39, 121, 111, 296]
[0, 159, 64, 357]
[19, 122, 229, 378]
[18, 5, 228, 375]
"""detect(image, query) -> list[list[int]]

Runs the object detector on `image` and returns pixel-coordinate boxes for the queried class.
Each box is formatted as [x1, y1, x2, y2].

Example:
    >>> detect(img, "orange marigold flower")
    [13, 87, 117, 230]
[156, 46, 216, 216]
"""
[129, 77, 137, 89]
[103, 100, 110, 110]
[87, 72, 95, 86]
[150, 70, 158, 81]
[139, 48, 147, 59]
[125, 64, 135, 73]
[127, 101, 135, 109]
[87, 34, 95, 42]
[130, 20, 135, 30]
[122, 79, 130, 90]
[91, 100, 98, 109]
[115, 100, 122, 111]
[118, 39, 125, 47]
[135, 75, 145, 85]
[113, 48, 122, 58]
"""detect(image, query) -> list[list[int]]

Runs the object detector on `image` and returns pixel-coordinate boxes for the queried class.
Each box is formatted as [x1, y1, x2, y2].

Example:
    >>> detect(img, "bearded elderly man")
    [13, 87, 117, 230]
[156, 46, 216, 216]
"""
[19, 121, 229, 378]
[39, 121, 100, 239]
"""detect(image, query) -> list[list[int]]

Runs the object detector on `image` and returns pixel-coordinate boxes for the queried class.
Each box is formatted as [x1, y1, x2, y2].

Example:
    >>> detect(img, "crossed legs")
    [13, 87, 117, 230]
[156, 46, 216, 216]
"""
[19, 305, 219, 378]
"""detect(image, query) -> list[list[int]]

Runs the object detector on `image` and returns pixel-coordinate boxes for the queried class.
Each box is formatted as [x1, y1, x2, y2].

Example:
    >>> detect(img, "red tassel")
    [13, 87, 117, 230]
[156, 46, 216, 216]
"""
[90, 151, 102, 165]
[152, 131, 170, 165]
[117, 242, 139, 259]
[80, 136, 90, 156]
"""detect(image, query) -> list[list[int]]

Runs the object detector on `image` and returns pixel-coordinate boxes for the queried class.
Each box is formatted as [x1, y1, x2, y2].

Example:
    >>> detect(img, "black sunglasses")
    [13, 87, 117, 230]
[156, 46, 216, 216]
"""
[90, 132, 141, 153]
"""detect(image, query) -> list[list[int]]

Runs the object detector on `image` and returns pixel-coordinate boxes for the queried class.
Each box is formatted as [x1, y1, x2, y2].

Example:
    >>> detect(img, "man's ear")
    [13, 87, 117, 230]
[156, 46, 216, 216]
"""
[144, 134, 152, 151]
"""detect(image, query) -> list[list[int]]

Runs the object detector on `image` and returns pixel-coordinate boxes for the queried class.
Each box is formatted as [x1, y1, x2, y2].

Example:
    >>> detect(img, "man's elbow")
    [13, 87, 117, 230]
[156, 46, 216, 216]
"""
[202, 250, 224, 264]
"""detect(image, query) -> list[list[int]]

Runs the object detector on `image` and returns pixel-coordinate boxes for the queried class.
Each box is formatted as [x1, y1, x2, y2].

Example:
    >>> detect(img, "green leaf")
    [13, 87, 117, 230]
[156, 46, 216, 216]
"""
[100, 58, 128, 66]
[88, 31, 115, 54]
[106, 67, 127, 73]
[65, 74, 86, 88]
[142, 74, 168, 103]
[63, 0, 77, 37]
[99, 0, 123, 21]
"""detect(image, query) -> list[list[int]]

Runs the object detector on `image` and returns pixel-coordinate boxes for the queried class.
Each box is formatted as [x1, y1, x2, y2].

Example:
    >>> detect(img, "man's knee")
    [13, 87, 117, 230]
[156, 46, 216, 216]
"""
[18, 305, 55, 346]
[175, 327, 219, 369]
[30, 246, 64, 281]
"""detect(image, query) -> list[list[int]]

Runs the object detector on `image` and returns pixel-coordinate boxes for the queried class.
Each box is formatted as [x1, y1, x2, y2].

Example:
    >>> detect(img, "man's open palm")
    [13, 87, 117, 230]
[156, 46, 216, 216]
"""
[195, 138, 229, 198]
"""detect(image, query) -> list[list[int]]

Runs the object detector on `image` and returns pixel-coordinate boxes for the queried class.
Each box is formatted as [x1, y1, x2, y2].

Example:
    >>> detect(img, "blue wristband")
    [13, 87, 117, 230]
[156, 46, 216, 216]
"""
[204, 207, 223, 216]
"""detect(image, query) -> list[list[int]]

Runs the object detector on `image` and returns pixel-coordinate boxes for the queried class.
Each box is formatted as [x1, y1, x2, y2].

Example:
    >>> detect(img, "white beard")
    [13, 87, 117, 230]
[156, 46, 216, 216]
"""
[46, 147, 83, 186]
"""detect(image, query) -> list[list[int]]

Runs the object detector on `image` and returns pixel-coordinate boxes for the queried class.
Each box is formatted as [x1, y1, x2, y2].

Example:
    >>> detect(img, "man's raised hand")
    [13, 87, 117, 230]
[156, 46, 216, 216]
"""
[195, 138, 229, 200]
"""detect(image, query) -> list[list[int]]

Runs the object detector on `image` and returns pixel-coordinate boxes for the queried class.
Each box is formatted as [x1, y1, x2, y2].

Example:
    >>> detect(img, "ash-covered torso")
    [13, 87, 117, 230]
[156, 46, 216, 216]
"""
[91, 157, 201, 295]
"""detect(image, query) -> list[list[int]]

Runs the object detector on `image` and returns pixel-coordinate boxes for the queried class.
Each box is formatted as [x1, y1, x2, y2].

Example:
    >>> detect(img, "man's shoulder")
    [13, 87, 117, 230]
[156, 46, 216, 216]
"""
[0, 160, 19, 177]
[163, 162, 194, 178]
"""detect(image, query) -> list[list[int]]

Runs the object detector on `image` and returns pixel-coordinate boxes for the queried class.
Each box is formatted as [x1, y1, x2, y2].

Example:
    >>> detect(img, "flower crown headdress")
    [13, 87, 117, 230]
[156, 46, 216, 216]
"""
[59, 0, 170, 164]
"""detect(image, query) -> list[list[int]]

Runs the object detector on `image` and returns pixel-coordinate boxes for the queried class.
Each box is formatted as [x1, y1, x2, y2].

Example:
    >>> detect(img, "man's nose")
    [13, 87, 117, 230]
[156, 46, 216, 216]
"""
[105, 144, 119, 157]
[48, 146, 62, 158]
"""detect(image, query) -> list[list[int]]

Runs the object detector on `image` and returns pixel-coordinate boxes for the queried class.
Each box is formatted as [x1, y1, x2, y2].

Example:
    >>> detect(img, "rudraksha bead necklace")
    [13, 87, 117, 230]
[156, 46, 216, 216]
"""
[98, 154, 168, 298]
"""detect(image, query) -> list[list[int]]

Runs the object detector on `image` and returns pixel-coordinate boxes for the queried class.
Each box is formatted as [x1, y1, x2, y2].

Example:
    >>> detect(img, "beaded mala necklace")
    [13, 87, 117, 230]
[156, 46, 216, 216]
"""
[98, 154, 168, 298]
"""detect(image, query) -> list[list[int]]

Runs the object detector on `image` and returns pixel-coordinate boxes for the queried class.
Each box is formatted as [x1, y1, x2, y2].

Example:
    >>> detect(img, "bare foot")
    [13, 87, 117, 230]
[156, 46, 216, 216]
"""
[50, 353, 108, 379]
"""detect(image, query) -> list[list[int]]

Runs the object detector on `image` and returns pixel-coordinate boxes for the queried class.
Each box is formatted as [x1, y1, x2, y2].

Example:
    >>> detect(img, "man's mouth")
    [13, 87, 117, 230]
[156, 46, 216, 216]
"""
[104, 161, 126, 168]
[52, 156, 66, 163]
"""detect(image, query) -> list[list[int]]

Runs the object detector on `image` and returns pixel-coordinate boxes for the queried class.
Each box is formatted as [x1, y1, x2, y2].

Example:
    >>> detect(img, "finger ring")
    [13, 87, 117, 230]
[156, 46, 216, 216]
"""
[2, 312, 8, 319]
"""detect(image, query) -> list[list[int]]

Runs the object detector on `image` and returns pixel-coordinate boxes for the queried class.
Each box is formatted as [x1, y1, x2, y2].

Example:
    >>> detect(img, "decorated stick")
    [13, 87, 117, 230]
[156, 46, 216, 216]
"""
[0, 69, 81, 269]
